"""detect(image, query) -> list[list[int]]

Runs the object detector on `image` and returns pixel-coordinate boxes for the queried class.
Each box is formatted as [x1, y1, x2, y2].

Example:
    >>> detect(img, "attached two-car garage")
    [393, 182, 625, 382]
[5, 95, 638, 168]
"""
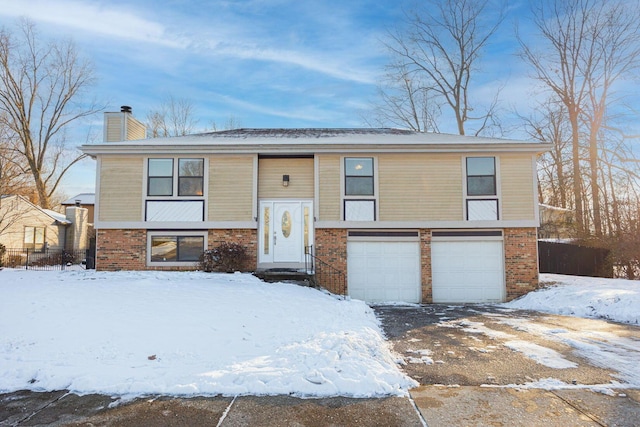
[346, 230, 505, 304]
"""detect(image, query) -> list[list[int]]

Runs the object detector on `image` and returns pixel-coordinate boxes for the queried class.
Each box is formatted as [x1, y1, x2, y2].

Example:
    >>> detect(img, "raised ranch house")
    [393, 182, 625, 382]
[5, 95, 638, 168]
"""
[82, 118, 551, 304]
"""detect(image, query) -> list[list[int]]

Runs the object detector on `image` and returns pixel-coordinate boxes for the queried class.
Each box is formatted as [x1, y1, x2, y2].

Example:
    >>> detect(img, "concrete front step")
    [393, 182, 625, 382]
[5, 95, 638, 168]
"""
[253, 269, 315, 286]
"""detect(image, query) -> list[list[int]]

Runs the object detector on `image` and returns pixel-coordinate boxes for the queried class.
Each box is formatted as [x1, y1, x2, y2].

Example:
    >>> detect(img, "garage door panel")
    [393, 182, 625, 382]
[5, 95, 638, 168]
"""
[432, 240, 504, 303]
[347, 241, 421, 303]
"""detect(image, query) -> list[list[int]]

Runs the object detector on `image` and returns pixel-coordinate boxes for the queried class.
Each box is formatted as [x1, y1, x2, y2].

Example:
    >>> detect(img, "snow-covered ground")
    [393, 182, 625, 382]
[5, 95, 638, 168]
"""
[504, 273, 640, 325]
[1, 270, 638, 398]
[0, 269, 416, 399]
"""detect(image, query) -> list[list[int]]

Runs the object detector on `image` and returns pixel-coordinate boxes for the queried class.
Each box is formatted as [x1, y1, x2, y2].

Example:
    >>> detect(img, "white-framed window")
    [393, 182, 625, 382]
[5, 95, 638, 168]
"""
[147, 158, 204, 197]
[343, 157, 377, 221]
[145, 158, 206, 222]
[147, 231, 206, 265]
[24, 226, 45, 251]
[465, 157, 499, 221]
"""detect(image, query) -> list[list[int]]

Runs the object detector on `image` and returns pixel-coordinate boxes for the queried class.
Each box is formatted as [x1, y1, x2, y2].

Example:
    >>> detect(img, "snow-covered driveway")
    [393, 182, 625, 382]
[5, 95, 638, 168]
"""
[376, 304, 640, 394]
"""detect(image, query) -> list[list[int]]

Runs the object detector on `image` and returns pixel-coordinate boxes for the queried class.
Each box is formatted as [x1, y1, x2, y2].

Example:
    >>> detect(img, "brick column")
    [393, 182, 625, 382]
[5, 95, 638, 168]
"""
[313, 229, 348, 295]
[504, 227, 539, 300]
[420, 229, 433, 303]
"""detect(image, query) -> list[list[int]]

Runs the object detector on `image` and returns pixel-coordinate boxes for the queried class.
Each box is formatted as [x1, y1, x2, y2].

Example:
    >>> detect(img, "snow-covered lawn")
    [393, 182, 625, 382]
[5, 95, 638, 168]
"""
[0, 269, 416, 399]
[504, 273, 640, 325]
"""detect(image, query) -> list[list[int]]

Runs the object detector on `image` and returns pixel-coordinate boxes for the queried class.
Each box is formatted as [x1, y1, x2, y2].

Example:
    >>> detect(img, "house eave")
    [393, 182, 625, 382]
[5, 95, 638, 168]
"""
[82, 142, 552, 156]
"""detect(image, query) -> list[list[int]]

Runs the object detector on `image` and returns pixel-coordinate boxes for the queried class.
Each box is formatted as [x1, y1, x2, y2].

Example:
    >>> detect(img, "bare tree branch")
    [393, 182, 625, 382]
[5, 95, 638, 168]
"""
[0, 19, 103, 209]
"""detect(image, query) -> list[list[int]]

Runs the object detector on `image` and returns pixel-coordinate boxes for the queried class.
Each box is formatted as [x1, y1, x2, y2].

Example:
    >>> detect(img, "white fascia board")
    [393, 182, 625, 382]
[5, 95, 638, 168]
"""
[94, 220, 257, 230]
[314, 220, 540, 229]
[81, 142, 552, 156]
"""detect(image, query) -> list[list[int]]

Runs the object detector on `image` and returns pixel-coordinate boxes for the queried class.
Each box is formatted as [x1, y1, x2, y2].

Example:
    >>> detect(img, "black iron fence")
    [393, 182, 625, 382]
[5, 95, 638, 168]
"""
[0, 248, 95, 271]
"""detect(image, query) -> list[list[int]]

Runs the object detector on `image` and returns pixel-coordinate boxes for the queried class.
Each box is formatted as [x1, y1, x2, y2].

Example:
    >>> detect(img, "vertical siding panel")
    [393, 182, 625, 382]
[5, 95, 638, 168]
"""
[258, 158, 314, 199]
[501, 154, 535, 220]
[378, 154, 463, 221]
[318, 155, 340, 221]
[99, 156, 143, 221]
[209, 155, 255, 221]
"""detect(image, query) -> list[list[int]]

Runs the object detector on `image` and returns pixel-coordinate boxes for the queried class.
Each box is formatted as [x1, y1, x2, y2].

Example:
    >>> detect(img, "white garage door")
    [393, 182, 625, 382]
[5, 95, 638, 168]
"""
[347, 241, 421, 303]
[431, 240, 504, 303]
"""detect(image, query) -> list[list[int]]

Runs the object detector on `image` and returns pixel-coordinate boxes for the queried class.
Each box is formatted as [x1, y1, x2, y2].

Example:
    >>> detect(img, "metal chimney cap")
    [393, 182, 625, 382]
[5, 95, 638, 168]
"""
[121, 105, 132, 113]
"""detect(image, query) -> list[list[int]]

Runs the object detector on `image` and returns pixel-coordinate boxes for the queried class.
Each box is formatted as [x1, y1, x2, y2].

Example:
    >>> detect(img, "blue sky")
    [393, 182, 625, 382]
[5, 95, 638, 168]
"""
[0, 0, 631, 197]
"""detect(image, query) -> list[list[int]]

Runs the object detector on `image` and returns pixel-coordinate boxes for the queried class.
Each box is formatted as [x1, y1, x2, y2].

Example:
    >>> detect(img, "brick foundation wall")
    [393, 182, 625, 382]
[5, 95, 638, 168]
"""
[97, 228, 258, 272]
[96, 229, 147, 271]
[504, 227, 539, 300]
[208, 229, 258, 272]
[313, 229, 348, 295]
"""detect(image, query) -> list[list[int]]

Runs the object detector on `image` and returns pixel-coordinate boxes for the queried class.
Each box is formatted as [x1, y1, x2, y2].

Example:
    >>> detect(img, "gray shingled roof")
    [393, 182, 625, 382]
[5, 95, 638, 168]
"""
[192, 128, 415, 139]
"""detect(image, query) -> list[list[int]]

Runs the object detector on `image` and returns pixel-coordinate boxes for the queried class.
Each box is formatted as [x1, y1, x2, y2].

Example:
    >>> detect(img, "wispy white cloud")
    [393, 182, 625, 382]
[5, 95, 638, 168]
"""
[211, 93, 339, 123]
[0, 0, 187, 48]
[0, 0, 378, 85]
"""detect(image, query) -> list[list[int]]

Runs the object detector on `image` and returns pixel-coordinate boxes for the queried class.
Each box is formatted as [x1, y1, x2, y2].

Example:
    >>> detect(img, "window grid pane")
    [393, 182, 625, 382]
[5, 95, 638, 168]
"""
[148, 177, 173, 196]
[346, 176, 374, 196]
[149, 159, 173, 176]
[178, 177, 204, 196]
[177, 236, 204, 261]
[466, 157, 495, 176]
[467, 176, 496, 196]
[345, 158, 373, 176]
[179, 159, 204, 177]
[151, 236, 177, 262]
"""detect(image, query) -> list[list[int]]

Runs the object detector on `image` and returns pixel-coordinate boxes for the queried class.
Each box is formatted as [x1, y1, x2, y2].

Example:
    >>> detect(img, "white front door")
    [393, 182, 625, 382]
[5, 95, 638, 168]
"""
[259, 200, 313, 266]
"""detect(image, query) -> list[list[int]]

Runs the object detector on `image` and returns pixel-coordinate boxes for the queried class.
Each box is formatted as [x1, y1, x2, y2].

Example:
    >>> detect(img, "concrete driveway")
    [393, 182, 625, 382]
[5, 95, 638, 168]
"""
[374, 304, 640, 427]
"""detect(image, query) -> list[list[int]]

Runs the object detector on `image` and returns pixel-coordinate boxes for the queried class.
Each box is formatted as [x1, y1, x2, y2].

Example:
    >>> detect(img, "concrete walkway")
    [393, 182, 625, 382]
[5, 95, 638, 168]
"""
[411, 386, 640, 427]
[0, 390, 425, 426]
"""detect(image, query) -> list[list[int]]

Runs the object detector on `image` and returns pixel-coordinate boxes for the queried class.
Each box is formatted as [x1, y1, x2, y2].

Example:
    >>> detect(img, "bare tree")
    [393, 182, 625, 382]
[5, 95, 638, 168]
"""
[519, 0, 640, 236]
[209, 115, 243, 132]
[366, 62, 441, 132]
[519, 100, 572, 209]
[0, 19, 102, 210]
[0, 115, 31, 198]
[146, 95, 199, 137]
[381, 0, 504, 135]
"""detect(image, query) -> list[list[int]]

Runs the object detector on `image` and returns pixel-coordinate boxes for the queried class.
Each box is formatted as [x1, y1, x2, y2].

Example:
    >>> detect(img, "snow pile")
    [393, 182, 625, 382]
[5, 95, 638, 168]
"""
[0, 270, 416, 398]
[504, 273, 640, 324]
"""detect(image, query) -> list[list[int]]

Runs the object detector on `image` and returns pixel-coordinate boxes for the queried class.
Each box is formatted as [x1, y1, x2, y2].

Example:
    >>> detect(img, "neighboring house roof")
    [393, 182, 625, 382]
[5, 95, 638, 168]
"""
[61, 193, 95, 205]
[42, 208, 71, 224]
[539, 203, 573, 212]
[0, 195, 71, 225]
[82, 128, 552, 155]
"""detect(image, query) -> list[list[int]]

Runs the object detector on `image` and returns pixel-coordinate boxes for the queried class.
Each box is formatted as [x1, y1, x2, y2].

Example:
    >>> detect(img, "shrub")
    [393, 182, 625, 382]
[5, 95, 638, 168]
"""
[0, 243, 5, 268]
[198, 242, 248, 273]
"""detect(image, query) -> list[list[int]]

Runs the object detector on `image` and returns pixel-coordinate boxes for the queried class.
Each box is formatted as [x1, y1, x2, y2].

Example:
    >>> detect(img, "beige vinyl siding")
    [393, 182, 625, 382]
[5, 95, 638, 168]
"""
[126, 115, 146, 140]
[378, 154, 463, 221]
[500, 154, 536, 220]
[317, 155, 340, 221]
[209, 155, 254, 221]
[105, 115, 124, 142]
[98, 156, 143, 221]
[258, 158, 314, 199]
